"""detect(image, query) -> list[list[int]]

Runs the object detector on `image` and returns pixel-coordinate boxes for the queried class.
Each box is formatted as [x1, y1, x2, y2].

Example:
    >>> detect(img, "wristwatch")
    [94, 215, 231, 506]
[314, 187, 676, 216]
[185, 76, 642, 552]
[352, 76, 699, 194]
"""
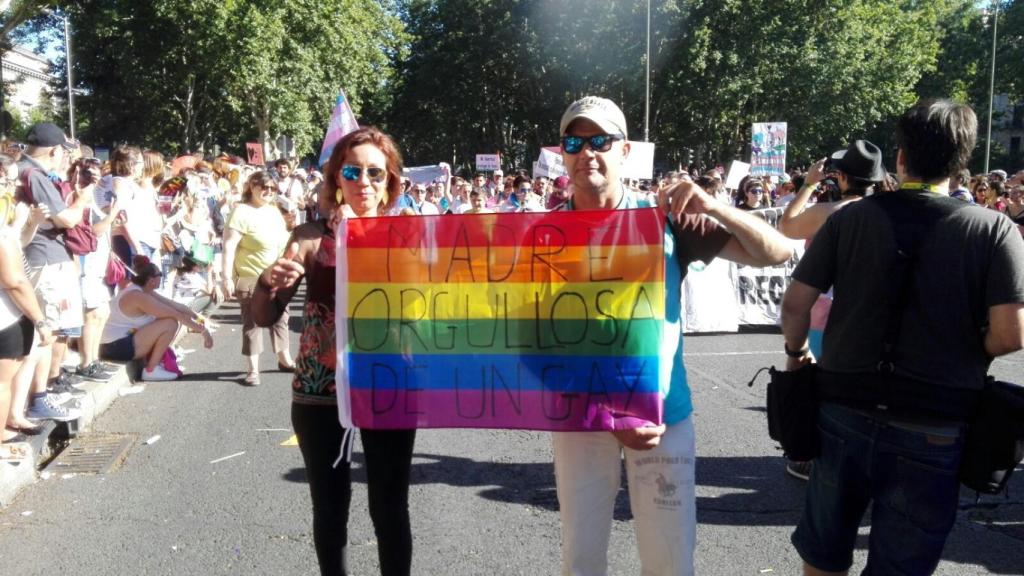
[34, 319, 50, 333]
[784, 342, 809, 358]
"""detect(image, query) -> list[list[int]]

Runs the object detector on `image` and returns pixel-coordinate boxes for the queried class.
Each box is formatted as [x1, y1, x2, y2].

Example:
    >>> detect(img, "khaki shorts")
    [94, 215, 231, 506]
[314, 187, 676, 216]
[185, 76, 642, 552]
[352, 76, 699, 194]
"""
[28, 261, 84, 332]
[81, 273, 112, 310]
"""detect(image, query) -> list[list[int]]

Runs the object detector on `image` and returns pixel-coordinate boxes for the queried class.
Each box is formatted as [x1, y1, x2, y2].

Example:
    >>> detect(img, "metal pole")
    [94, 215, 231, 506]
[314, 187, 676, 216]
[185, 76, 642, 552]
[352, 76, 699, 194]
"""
[0, 51, 5, 141]
[644, 0, 651, 142]
[985, 0, 997, 174]
[64, 13, 74, 140]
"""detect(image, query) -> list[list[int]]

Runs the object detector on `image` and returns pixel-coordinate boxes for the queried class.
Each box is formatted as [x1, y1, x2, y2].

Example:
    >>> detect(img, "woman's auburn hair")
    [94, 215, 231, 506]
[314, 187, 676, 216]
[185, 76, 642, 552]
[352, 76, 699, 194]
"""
[242, 171, 277, 204]
[322, 126, 403, 212]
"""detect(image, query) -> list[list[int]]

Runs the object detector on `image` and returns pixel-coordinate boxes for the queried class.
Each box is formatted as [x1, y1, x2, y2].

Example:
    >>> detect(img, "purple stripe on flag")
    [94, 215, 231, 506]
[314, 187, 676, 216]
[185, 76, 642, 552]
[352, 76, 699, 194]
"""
[349, 389, 662, 431]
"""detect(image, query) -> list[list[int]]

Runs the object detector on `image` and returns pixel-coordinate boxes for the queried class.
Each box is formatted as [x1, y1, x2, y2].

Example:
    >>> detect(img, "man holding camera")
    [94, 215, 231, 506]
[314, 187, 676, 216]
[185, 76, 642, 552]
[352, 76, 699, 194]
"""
[781, 100, 1024, 574]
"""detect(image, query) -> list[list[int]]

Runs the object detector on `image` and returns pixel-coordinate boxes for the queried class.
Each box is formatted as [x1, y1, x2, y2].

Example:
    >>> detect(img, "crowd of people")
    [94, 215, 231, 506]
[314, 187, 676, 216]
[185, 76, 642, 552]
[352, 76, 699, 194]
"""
[1, 92, 1023, 576]
[0, 124, 305, 450]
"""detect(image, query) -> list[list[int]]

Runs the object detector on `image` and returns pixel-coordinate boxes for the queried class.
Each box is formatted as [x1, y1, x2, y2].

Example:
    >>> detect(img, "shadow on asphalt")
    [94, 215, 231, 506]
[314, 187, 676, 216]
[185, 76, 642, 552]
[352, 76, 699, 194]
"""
[175, 370, 249, 385]
[207, 301, 304, 328]
[281, 453, 806, 523]
[281, 453, 1023, 571]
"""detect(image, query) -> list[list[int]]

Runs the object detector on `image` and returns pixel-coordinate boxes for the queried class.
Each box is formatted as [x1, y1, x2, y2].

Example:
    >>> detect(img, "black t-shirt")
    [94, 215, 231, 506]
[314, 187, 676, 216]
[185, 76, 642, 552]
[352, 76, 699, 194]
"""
[793, 190, 1024, 391]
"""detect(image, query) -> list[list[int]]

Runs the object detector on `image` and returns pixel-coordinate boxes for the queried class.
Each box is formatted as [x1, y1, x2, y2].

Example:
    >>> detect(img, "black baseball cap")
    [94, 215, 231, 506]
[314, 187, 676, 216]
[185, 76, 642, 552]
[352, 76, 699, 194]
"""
[25, 123, 77, 150]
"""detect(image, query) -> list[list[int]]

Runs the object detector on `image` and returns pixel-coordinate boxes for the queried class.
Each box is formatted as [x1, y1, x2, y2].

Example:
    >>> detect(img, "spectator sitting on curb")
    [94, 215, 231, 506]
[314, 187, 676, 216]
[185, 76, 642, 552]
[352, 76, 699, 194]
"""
[99, 256, 213, 381]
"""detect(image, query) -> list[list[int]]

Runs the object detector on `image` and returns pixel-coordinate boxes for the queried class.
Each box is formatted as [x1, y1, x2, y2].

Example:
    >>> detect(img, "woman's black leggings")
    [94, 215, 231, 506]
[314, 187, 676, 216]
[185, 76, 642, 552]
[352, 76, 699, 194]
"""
[291, 402, 416, 576]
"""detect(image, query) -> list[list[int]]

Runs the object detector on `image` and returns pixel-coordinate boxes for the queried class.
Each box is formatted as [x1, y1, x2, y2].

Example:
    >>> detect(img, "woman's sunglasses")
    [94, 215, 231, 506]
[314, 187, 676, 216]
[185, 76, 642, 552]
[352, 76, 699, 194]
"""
[561, 134, 623, 155]
[341, 165, 387, 183]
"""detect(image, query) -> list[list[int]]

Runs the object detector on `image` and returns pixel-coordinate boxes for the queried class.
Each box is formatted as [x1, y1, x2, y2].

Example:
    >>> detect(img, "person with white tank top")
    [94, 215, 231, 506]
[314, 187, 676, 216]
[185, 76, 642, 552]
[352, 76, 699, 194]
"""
[99, 256, 214, 381]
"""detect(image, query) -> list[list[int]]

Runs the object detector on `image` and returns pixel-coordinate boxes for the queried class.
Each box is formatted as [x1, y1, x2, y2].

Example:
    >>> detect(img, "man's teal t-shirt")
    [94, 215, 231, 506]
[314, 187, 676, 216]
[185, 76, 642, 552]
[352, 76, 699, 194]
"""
[565, 190, 730, 425]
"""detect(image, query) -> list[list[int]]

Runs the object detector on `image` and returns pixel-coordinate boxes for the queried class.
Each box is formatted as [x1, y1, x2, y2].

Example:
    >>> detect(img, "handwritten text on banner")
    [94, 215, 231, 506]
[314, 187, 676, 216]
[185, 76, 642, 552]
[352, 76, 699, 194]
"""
[335, 209, 666, 431]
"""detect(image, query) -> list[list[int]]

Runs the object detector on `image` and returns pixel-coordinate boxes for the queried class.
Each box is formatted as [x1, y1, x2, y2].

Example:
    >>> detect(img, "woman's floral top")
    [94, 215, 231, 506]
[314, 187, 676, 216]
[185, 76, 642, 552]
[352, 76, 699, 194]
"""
[293, 220, 339, 405]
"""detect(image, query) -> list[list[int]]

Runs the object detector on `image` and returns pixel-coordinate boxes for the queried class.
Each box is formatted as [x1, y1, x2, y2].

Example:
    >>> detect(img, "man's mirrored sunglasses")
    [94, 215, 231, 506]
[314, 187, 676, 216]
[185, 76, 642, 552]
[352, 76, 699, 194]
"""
[561, 134, 624, 155]
[341, 165, 387, 183]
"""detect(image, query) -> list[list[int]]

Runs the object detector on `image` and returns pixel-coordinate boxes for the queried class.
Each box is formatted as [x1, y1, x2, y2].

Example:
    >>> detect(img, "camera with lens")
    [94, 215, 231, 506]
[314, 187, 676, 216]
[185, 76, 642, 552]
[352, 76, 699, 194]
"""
[819, 178, 841, 202]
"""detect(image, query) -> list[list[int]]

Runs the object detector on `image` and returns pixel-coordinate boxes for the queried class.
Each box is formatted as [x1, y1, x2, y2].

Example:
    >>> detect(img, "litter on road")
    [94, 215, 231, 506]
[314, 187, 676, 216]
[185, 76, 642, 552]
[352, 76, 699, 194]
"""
[144, 435, 161, 445]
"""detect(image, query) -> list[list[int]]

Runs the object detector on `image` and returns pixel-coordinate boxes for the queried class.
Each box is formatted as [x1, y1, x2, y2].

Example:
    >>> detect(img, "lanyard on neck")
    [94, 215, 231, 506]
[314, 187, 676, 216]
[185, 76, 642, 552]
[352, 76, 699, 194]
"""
[900, 182, 938, 193]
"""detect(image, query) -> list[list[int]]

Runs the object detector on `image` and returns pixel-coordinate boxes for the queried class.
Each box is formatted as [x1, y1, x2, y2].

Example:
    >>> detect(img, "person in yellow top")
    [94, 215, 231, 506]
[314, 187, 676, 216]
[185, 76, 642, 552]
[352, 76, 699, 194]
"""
[222, 172, 294, 386]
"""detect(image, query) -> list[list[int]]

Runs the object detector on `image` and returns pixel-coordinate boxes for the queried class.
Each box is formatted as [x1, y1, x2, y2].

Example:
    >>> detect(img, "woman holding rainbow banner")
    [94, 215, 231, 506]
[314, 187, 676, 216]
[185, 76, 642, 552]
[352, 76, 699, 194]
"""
[252, 127, 415, 576]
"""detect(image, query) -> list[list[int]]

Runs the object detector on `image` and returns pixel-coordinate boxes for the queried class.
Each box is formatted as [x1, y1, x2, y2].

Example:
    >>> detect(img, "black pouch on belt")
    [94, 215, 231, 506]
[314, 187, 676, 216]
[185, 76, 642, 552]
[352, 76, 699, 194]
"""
[959, 378, 1024, 495]
[759, 364, 821, 461]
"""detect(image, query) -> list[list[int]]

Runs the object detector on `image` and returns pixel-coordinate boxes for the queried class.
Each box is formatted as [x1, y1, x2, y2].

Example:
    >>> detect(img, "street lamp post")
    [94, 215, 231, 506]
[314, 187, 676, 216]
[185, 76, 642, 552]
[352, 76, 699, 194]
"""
[63, 12, 74, 140]
[985, 0, 998, 174]
[643, 0, 650, 143]
[0, 0, 9, 140]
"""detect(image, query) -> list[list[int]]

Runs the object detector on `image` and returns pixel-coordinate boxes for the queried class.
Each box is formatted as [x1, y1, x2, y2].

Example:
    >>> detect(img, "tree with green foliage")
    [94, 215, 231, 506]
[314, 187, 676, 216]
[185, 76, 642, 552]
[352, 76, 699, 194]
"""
[0, 0, 58, 41]
[7, 0, 1022, 173]
[25, 0, 405, 158]
[220, 0, 407, 159]
[387, 0, 970, 173]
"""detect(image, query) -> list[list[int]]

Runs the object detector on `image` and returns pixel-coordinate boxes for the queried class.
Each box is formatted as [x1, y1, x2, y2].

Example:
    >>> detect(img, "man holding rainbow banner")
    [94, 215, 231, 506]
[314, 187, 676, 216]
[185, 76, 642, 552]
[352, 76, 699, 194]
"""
[548, 97, 790, 576]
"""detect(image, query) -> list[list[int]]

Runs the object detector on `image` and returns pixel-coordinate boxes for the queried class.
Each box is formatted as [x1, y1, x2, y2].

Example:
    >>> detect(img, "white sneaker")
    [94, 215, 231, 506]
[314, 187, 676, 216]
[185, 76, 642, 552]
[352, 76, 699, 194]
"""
[27, 394, 82, 422]
[141, 365, 179, 381]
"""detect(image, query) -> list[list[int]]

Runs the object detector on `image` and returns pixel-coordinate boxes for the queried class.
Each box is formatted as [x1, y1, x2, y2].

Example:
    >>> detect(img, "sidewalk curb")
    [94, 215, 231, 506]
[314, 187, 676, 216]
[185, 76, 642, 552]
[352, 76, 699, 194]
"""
[0, 363, 134, 509]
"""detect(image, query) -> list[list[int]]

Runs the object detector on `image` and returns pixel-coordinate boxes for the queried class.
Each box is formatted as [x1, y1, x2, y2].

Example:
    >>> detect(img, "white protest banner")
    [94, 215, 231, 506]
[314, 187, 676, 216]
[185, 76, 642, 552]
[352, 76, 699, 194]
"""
[750, 122, 787, 177]
[475, 154, 501, 171]
[724, 160, 750, 190]
[732, 208, 804, 326]
[404, 165, 447, 185]
[681, 257, 739, 333]
[622, 141, 655, 180]
[534, 147, 567, 179]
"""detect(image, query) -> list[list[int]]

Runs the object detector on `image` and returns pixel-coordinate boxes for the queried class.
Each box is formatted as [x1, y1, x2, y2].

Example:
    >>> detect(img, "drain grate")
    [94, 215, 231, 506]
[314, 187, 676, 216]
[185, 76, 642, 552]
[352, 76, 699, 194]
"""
[45, 433, 136, 474]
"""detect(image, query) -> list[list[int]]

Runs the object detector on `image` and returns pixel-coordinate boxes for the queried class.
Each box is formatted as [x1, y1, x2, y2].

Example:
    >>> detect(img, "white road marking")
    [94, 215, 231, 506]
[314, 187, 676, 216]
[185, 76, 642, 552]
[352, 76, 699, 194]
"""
[684, 351, 780, 357]
[209, 451, 246, 464]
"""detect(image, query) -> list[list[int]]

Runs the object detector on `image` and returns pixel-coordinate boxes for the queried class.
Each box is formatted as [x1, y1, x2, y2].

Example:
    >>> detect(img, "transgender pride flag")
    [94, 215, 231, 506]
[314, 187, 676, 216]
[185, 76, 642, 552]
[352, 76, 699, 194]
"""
[335, 209, 666, 431]
[318, 90, 360, 167]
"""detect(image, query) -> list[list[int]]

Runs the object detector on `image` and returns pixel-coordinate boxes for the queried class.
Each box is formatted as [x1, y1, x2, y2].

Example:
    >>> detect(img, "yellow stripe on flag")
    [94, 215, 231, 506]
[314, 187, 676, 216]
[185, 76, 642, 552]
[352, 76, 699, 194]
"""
[346, 281, 664, 322]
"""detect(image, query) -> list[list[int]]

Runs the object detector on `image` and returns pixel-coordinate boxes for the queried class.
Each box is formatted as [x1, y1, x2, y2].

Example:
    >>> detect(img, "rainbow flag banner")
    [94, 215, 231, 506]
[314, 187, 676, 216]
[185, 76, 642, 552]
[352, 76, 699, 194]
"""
[335, 208, 666, 431]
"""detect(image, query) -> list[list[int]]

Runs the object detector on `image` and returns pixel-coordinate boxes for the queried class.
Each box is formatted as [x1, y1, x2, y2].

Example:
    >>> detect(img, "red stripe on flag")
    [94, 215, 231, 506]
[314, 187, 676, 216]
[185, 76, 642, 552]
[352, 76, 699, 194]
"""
[344, 208, 665, 249]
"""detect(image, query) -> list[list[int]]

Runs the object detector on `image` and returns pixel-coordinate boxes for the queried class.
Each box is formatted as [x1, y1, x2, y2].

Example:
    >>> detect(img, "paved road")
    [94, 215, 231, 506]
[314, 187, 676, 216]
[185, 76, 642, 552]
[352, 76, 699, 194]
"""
[1, 298, 1022, 575]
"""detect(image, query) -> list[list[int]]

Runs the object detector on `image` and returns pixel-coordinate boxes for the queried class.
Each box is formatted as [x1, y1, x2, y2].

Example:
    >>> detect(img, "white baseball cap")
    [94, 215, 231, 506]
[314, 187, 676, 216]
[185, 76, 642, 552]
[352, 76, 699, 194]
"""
[560, 96, 628, 138]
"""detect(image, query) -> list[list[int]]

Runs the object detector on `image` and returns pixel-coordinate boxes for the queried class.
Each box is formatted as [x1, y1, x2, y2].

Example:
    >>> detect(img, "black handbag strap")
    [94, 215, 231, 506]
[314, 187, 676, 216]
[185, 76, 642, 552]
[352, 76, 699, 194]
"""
[871, 189, 967, 373]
